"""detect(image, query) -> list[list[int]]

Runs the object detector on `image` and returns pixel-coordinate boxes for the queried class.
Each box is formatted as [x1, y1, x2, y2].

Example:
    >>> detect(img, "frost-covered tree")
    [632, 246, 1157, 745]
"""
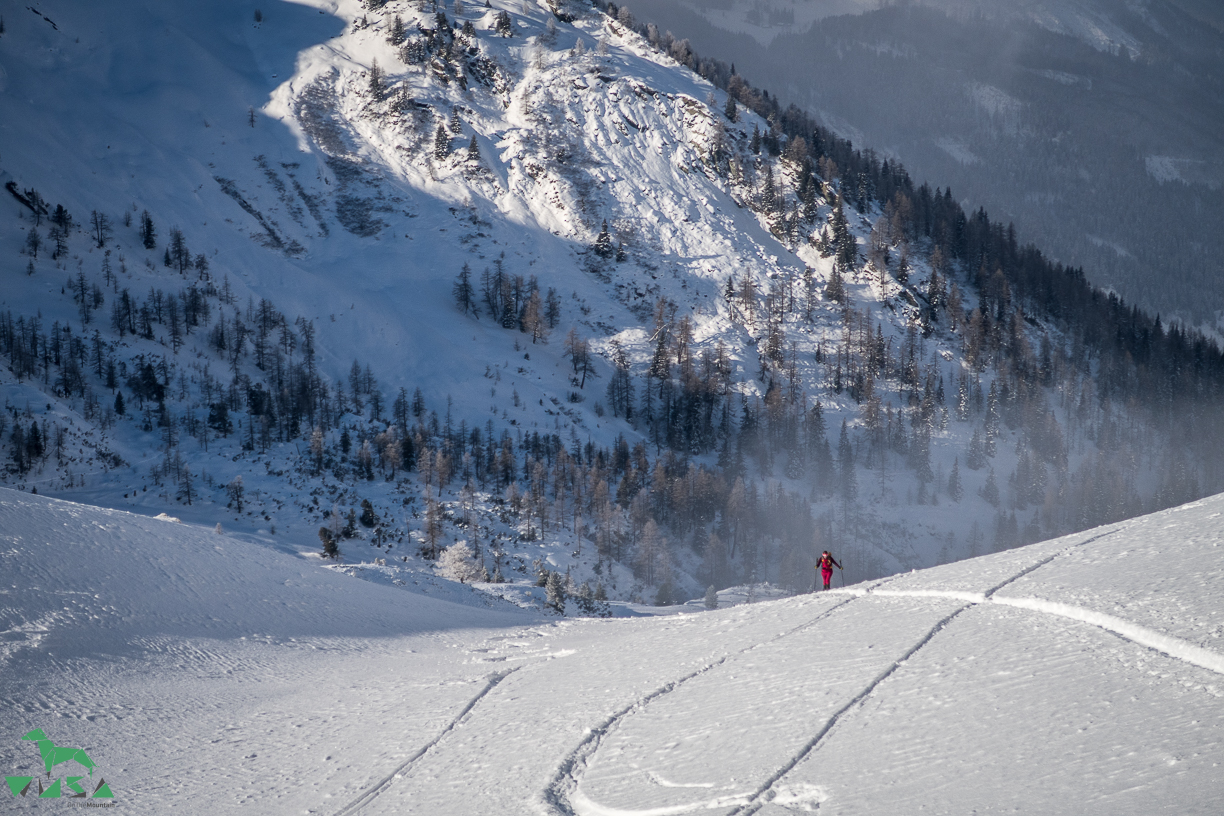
[564, 328, 596, 388]
[545, 570, 566, 614]
[824, 266, 845, 304]
[226, 475, 245, 512]
[423, 496, 443, 558]
[368, 59, 384, 98]
[981, 467, 1000, 507]
[522, 290, 547, 344]
[360, 498, 377, 527]
[319, 527, 340, 558]
[966, 428, 986, 470]
[605, 339, 634, 419]
[90, 210, 112, 248]
[545, 287, 561, 328]
[926, 268, 947, 312]
[896, 246, 910, 284]
[168, 227, 190, 273]
[439, 541, 483, 583]
[704, 584, 718, 609]
[23, 228, 42, 260]
[830, 196, 855, 273]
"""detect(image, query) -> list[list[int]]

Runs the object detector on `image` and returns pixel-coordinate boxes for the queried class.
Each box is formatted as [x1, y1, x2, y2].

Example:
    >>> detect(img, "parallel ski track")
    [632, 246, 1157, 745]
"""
[331, 667, 518, 816]
[725, 604, 972, 816]
[556, 523, 1170, 816]
[541, 596, 857, 816]
[727, 523, 1224, 815]
[982, 526, 1125, 598]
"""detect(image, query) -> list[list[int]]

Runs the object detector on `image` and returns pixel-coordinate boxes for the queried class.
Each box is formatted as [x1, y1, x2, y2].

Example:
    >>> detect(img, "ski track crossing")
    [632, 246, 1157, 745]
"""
[545, 520, 1224, 816]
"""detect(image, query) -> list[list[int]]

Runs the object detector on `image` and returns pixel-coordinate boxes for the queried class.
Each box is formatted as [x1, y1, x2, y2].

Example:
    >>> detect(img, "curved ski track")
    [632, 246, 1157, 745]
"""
[540, 597, 857, 816]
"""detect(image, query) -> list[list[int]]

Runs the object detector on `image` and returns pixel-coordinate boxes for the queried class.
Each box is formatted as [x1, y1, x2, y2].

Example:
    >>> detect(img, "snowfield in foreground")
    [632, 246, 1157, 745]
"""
[0, 486, 1221, 813]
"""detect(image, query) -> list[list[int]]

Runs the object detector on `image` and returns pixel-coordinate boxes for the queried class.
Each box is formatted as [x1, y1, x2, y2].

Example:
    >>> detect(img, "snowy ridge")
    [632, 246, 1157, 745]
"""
[0, 489, 1222, 811]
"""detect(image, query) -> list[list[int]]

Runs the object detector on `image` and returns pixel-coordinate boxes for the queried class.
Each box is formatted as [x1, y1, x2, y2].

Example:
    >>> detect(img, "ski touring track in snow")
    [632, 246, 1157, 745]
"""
[547, 521, 1224, 816]
[853, 524, 1224, 678]
[541, 598, 858, 816]
[707, 527, 1139, 816]
[330, 667, 519, 816]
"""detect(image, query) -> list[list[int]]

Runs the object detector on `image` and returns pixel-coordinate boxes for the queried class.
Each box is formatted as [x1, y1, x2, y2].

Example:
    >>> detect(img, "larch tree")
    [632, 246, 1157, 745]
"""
[90, 210, 112, 248]
[453, 263, 477, 316]
[522, 290, 547, 343]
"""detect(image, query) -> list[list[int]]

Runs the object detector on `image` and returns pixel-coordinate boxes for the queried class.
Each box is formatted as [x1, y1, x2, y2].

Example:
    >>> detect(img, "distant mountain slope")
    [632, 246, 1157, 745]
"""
[0, 0, 1222, 608]
[628, 0, 1224, 333]
[0, 487, 1220, 812]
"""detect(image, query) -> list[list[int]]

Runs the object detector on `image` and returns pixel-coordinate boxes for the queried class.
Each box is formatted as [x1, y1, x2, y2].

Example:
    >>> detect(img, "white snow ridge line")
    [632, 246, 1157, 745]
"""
[330, 668, 518, 816]
[991, 596, 1224, 676]
[843, 588, 1224, 677]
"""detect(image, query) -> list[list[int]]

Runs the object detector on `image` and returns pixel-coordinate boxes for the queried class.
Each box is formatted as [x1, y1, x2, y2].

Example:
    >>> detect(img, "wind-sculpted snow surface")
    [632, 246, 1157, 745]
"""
[0, 489, 524, 663]
[777, 602, 1224, 815]
[2, 489, 1221, 813]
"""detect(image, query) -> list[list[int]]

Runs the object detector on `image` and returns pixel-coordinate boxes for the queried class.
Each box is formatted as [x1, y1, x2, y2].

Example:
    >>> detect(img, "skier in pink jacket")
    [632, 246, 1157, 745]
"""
[817, 550, 842, 590]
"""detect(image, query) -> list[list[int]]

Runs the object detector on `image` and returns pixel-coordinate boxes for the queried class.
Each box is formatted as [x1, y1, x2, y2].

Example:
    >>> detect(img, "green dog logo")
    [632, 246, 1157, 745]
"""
[4, 729, 113, 799]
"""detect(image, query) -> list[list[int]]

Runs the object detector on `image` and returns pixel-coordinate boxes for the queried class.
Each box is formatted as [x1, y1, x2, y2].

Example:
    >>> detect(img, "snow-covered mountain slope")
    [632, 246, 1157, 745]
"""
[628, 0, 1224, 333]
[0, 487, 1220, 812]
[1, 0, 1222, 610]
